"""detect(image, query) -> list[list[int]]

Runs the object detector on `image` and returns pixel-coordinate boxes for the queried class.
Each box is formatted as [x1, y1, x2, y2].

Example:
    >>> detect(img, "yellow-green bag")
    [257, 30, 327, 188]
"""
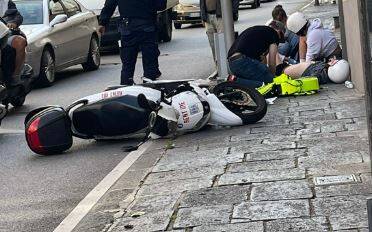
[257, 74, 319, 96]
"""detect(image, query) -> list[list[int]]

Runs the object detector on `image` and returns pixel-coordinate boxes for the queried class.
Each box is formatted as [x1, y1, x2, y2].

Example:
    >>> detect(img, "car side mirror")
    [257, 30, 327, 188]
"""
[50, 14, 68, 27]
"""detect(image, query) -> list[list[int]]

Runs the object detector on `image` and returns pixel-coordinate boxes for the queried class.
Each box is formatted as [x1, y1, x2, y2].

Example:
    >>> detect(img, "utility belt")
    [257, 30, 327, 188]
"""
[120, 17, 156, 26]
[228, 53, 246, 63]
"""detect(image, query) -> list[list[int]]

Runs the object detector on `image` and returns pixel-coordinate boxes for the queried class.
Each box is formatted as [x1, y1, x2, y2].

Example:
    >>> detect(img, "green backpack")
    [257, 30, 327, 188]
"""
[257, 74, 320, 97]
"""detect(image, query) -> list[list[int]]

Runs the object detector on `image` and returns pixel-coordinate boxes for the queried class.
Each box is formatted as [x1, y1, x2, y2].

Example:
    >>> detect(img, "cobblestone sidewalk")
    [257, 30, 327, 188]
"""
[96, 83, 370, 232]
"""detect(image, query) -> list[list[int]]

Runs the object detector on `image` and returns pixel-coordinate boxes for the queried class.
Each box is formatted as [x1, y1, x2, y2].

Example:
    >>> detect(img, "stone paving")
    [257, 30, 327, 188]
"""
[95, 82, 371, 232]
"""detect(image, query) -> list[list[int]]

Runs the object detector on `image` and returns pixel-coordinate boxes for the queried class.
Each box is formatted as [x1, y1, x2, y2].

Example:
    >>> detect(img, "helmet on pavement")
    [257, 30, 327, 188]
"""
[328, 59, 350, 83]
[287, 12, 308, 34]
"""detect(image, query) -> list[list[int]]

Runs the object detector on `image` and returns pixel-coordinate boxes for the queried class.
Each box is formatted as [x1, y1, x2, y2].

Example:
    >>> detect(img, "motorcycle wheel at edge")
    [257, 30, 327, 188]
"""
[212, 82, 267, 124]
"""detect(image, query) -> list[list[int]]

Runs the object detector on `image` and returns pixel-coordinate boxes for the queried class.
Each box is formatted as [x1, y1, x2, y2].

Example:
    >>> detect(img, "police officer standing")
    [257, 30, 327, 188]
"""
[99, 0, 167, 85]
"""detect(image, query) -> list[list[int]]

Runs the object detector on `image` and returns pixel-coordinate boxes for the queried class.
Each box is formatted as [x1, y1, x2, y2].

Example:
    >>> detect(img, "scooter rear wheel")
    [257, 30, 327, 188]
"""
[212, 82, 267, 124]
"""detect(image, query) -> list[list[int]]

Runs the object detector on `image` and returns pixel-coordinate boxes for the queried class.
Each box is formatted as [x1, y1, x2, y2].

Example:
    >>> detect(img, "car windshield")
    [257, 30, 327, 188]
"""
[15, 1, 43, 25]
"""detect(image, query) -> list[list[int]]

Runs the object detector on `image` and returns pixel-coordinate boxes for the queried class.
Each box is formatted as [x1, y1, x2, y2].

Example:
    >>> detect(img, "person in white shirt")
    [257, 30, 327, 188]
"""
[286, 12, 342, 63]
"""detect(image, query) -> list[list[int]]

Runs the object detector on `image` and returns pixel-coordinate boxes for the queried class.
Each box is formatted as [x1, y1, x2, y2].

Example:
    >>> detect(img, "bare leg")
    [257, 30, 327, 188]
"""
[284, 62, 312, 79]
[11, 36, 27, 77]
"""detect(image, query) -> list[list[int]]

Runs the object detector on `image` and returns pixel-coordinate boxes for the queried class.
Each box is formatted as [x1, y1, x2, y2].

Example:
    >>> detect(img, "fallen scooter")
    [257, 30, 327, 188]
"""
[0, 19, 34, 125]
[24, 80, 267, 155]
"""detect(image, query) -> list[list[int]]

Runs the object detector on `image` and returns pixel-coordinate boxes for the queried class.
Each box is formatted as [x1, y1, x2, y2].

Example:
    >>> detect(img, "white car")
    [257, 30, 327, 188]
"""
[240, 0, 260, 9]
[15, 0, 101, 86]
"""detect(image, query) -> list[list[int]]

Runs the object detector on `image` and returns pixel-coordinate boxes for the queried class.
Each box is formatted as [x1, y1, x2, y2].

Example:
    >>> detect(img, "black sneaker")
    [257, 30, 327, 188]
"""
[121, 78, 134, 86]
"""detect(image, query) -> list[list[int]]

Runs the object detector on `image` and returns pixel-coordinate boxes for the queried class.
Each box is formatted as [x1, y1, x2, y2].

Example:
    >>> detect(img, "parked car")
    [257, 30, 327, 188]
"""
[174, 0, 240, 29]
[239, 0, 260, 9]
[173, 0, 201, 29]
[15, 0, 101, 86]
[77, 0, 179, 49]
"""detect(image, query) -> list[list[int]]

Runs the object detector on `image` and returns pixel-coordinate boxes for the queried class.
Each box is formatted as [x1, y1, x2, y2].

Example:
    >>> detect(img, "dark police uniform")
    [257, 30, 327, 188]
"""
[100, 0, 167, 85]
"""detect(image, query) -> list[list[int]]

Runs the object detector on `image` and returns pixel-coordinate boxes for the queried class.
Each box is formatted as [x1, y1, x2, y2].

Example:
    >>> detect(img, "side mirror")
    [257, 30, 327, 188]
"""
[50, 14, 68, 27]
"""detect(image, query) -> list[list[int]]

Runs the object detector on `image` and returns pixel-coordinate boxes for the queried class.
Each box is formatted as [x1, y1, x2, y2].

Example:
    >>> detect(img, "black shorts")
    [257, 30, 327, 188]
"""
[302, 62, 330, 84]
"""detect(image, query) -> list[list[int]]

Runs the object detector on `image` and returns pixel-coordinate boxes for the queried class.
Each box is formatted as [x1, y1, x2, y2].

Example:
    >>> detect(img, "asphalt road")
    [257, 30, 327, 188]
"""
[0, 1, 310, 231]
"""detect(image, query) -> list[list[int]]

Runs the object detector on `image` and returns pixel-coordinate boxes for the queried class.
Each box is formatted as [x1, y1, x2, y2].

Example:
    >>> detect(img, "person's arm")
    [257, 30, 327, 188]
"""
[200, 0, 208, 23]
[299, 36, 307, 63]
[155, 0, 167, 11]
[5, 0, 23, 28]
[306, 32, 322, 62]
[268, 43, 278, 74]
[99, 0, 118, 28]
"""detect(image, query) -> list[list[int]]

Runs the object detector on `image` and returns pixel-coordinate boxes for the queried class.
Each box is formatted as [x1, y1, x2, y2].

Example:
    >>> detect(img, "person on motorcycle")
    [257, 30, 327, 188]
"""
[0, 0, 27, 85]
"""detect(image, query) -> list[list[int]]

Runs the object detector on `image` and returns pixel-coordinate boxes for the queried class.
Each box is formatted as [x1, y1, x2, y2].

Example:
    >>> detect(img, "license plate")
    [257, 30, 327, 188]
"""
[189, 12, 200, 17]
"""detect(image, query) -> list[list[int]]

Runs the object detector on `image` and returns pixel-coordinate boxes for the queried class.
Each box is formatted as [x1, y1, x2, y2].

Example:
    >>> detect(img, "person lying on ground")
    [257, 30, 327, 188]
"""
[286, 12, 342, 63]
[227, 21, 286, 88]
[270, 5, 299, 64]
[276, 58, 350, 84]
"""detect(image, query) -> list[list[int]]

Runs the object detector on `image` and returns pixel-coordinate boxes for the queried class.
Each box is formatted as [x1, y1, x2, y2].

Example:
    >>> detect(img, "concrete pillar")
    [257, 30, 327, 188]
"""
[342, 0, 366, 92]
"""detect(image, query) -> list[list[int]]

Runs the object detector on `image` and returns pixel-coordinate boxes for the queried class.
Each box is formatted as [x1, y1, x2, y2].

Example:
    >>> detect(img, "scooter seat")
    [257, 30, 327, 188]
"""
[72, 95, 151, 137]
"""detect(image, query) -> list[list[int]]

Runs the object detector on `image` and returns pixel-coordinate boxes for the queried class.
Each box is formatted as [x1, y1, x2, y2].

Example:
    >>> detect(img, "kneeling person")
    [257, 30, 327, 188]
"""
[228, 21, 286, 88]
[287, 12, 342, 62]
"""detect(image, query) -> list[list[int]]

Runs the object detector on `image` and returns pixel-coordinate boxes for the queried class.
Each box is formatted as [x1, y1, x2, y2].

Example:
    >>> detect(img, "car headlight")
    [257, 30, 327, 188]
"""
[175, 4, 184, 11]
[176, 4, 200, 10]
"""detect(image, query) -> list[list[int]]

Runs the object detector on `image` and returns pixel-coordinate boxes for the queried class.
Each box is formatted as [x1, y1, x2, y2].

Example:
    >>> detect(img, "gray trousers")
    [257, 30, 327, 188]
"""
[205, 14, 223, 64]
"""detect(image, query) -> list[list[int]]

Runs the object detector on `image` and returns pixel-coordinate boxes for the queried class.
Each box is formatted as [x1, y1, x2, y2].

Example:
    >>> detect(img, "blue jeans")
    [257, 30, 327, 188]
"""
[229, 56, 274, 88]
[278, 31, 299, 62]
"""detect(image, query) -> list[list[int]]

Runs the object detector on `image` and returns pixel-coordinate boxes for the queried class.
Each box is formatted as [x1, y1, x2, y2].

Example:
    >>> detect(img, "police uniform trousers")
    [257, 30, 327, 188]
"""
[119, 18, 161, 85]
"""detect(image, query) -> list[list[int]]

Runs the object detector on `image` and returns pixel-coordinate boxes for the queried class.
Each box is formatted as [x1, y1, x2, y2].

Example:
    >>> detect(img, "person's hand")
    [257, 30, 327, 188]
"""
[7, 23, 17, 30]
[98, 25, 106, 35]
[328, 57, 338, 66]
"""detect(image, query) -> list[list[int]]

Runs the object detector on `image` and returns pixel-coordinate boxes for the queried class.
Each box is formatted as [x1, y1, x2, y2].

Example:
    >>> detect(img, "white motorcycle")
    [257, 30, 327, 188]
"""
[25, 80, 267, 155]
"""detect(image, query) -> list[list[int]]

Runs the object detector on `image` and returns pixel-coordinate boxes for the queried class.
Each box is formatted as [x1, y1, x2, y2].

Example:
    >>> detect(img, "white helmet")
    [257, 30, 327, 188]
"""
[287, 12, 308, 34]
[328, 59, 350, 83]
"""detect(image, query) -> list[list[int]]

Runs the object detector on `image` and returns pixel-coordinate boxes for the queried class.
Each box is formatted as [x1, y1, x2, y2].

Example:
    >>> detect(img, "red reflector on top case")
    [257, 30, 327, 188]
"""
[26, 117, 44, 154]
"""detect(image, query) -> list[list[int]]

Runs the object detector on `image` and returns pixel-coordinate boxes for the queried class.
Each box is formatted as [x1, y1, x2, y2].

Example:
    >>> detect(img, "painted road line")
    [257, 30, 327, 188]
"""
[300, 0, 315, 11]
[53, 141, 153, 232]
[0, 129, 24, 134]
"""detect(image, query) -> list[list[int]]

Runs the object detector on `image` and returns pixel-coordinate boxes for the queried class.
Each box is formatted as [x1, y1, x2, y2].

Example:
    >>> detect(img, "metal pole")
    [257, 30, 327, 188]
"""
[220, 0, 235, 54]
[367, 198, 372, 231]
[359, 0, 372, 173]
[338, 0, 348, 59]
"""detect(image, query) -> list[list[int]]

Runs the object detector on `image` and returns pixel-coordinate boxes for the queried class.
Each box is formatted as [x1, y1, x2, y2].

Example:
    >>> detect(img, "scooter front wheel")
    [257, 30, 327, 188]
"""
[212, 82, 267, 124]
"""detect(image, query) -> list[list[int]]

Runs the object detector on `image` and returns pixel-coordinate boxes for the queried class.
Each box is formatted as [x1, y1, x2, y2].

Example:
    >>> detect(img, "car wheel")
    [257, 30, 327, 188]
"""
[174, 22, 182, 29]
[82, 36, 101, 72]
[160, 10, 173, 42]
[37, 48, 55, 87]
